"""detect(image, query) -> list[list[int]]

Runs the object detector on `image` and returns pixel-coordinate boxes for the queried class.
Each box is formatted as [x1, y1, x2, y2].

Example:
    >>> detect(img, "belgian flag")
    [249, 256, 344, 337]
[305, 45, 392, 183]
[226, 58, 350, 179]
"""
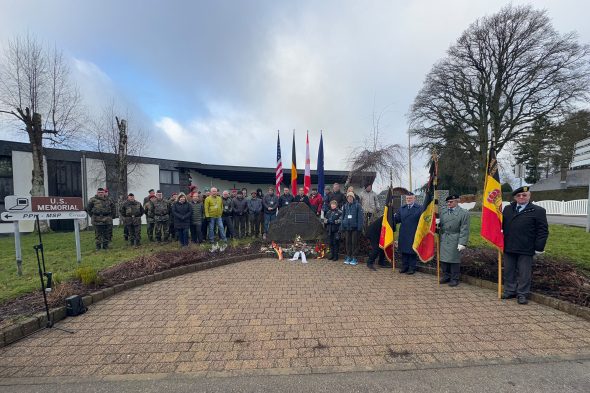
[379, 186, 395, 263]
[481, 144, 504, 250]
[412, 159, 437, 262]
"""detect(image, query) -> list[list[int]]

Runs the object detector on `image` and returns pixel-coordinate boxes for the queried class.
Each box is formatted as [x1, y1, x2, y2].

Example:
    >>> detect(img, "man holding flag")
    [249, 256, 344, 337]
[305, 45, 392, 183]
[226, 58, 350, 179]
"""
[413, 159, 438, 264]
[438, 194, 470, 286]
[394, 192, 422, 274]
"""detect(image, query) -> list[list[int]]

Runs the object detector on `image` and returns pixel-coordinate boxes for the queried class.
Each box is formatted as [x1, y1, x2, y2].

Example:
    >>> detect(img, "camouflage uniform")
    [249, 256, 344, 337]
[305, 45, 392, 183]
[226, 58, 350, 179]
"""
[168, 196, 177, 239]
[144, 199, 156, 241]
[120, 200, 144, 246]
[152, 198, 171, 241]
[86, 195, 116, 249]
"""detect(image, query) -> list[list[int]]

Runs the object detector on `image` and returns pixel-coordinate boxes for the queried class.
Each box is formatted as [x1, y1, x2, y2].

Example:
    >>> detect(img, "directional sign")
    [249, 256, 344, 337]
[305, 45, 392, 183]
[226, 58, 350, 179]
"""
[5, 196, 84, 213]
[1, 211, 87, 221]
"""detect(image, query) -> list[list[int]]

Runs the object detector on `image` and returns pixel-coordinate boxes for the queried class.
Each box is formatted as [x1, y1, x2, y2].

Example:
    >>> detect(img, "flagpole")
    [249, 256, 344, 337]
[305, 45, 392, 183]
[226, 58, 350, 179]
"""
[408, 131, 412, 192]
[390, 168, 395, 271]
[433, 150, 440, 286]
[498, 250, 502, 299]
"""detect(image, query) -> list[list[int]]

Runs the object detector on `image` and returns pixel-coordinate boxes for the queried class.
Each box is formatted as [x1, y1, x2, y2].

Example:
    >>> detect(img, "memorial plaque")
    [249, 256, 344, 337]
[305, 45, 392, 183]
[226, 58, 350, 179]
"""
[267, 202, 326, 242]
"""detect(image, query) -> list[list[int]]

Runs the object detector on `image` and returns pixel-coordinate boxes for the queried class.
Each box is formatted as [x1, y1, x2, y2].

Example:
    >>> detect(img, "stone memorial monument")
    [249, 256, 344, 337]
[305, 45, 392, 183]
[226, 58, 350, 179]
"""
[267, 202, 326, 242]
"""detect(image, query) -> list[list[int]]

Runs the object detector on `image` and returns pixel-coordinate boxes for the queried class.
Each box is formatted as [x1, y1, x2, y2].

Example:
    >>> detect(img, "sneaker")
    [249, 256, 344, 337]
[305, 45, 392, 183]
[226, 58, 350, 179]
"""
[344, 256, 351, 264]
[349, 258, 358, 266]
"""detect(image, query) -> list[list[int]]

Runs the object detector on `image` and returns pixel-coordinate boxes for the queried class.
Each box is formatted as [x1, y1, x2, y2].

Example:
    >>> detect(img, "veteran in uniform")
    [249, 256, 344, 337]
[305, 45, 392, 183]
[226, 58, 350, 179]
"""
[86, 187, 117, 250]
[438, 194, 470, 286]
[502, 186, 549, 304]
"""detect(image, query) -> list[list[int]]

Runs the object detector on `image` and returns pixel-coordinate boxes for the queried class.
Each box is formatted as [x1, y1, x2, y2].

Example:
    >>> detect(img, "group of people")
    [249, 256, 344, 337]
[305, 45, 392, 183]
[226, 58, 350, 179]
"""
[86, 182, 548, 305]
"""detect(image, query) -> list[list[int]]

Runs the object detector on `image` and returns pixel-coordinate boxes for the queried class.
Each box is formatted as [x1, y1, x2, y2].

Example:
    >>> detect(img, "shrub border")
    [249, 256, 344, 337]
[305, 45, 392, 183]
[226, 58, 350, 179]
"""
[0, 252, 267, 348]
[417, 265, 590, 321]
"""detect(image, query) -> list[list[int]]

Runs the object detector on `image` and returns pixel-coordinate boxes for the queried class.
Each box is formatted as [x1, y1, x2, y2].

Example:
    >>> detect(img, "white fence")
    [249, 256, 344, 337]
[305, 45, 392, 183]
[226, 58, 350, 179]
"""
[459, 199, 588, 216]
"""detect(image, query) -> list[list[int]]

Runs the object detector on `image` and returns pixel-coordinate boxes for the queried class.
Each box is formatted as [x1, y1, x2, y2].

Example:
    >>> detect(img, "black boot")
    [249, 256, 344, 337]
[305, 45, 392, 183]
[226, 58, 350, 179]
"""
[102, 243, 109, 250]
[96, 244, 102, 251]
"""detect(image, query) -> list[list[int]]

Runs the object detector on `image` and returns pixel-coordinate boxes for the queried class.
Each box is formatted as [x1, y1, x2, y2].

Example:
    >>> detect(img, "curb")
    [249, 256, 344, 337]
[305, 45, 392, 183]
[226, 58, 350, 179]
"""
[416, 266, 590, 321]
[0, 252, 267, 348]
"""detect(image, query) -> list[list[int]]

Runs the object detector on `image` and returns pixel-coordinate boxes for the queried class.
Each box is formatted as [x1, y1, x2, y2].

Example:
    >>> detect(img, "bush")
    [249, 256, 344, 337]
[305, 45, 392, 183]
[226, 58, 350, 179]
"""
[74, 266, 101, 286]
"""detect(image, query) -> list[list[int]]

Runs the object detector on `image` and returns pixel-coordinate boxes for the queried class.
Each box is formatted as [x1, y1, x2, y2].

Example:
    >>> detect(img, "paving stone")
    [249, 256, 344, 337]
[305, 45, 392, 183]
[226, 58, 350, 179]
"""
[1, 258, 589, 378]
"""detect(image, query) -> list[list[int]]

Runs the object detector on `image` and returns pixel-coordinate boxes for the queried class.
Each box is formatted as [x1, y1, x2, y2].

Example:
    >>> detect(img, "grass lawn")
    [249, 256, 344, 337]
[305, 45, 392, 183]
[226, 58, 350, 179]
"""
[468, 216, 590, 271]
[0, 225, 214, 303]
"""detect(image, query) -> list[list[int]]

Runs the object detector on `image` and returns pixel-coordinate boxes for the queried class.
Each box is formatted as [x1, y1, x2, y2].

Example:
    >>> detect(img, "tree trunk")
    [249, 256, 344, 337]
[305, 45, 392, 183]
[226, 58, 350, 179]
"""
[29, 112, 49, 231]
[117, 118, 128, 203]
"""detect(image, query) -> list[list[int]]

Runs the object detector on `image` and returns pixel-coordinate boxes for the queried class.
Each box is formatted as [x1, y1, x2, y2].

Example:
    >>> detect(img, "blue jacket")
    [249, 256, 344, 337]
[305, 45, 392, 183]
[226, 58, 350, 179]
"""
[394, 203, 422, 254]
[340, 201, 364, 231]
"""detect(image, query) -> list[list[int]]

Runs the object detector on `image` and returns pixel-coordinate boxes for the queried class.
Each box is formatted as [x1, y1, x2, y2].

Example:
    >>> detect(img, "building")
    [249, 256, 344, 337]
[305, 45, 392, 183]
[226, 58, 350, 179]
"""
[571, 137, 590, 170]
[0, 140, 374, 233]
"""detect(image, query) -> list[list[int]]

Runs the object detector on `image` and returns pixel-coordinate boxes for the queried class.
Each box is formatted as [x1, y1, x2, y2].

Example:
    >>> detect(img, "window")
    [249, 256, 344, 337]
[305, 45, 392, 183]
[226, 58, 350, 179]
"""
[160, 169, 179, 185]
[0, 156, 13, 206]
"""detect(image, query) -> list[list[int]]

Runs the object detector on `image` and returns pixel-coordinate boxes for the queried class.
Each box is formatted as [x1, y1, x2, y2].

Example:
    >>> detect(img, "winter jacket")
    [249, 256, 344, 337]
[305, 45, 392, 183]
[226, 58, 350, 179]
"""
[439, 206, 470, 263]
[293, 194, 312, 208]
[502, 202, 548, 255]
[278, 194, 294, 208]
[359, 190, 380, 214]
[263, 194, 279, 213]
[222, 197, 233, 216]
[205, 195, 223, 218]
[190, 200, 204, 224]
[393, 203, 422, 254]
[171, 201, 192, 229]
[323, 190, 345, 212]
[340, 200, 364, 231]
[325, 208, 342, 234]
[247, 197, 263, 215]
[309, 193, 323, 214]
[232, 196, 249, 216]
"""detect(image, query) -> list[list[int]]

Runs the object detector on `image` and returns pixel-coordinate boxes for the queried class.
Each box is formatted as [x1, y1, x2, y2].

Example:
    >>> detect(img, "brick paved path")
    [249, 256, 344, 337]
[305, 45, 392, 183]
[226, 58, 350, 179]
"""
[1, 258, 589, 379]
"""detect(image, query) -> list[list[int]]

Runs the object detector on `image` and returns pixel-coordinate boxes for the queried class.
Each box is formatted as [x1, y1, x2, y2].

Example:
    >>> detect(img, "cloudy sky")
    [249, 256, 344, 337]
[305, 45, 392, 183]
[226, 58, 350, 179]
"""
[1, 0, 589, 191]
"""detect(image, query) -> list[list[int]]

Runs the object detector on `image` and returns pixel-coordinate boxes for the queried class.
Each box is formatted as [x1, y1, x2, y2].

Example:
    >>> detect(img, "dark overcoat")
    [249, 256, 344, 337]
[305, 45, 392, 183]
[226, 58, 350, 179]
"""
[502, 202, 548, 255]
[393, 203, 422, 255]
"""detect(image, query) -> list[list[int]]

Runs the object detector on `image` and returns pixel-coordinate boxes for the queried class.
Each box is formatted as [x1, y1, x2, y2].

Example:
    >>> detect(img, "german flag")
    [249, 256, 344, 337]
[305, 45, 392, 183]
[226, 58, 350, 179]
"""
[291, 131, 297, 193]
[481, 144, 504, 250]
[413, 159, 437, 262]
[379, 186, 395, 263]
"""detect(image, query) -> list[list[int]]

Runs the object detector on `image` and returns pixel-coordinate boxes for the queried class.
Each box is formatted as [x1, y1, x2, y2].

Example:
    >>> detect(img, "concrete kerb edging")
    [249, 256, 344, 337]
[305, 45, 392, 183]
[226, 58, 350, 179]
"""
[416, 265, 590, 321]
[0, 252, 268, 348]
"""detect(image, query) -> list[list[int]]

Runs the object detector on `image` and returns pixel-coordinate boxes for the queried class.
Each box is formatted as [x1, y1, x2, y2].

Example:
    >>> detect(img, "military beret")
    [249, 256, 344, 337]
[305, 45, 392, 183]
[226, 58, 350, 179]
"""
[251, 191, 257, 195]
[445, 194, 460, 201]
[128, 193, 134, 196]
[512, 186, 530, 196]
[97, 187, 104, 191]
[171, 192, 178, 196]
[149, 195, 156, 199]
[407, 192, 415, 196]
[148, 189, 154, 193]
[156, 189, 162, 193]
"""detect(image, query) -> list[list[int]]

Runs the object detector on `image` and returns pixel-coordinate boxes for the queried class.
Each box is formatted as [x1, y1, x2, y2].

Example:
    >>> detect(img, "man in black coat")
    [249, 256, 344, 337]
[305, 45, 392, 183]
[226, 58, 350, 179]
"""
[502, 186, 549, 305]
[393, 193, 422, 274]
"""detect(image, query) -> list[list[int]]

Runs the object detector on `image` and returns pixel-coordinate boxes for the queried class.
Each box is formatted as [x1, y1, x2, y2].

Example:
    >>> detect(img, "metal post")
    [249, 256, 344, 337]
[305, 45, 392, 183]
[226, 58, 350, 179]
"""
[586, 180, 590, 233]
[74, 220, 82, 264]
[14, 220, 22, 276]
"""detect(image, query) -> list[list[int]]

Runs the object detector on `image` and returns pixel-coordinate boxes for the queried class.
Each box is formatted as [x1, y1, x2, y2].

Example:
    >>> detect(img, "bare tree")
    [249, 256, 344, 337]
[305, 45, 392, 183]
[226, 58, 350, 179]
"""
[88, 102, 148, 203]
[0, 34, 82, 198]
[409, 5, 590, 185]
[347, 104, 405, 187]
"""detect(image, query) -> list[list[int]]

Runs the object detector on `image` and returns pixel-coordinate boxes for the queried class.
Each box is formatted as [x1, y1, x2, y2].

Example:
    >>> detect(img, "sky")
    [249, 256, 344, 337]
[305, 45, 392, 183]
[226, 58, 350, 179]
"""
[0, 0, 589, 192]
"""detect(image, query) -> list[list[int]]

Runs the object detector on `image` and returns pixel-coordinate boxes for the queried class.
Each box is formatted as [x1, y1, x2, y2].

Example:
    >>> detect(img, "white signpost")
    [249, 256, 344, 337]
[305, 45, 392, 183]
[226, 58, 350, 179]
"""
[1, 195, 87, 275]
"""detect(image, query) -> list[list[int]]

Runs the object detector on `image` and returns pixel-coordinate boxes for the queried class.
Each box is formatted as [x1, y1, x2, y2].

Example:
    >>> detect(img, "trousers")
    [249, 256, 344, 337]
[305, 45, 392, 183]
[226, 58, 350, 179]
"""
[503, 252, 534, 296]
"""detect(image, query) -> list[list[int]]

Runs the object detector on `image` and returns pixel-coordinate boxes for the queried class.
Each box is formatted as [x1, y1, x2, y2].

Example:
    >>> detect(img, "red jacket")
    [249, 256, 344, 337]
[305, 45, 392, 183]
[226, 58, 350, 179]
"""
[309, 193, 323, 215]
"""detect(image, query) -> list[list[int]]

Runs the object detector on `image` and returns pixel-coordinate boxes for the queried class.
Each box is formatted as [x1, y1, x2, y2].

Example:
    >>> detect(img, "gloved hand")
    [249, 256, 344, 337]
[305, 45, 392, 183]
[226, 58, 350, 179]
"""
[457, 244, 466, 251]
[435, 218, 441, 225]
[394, 241, 399, 248]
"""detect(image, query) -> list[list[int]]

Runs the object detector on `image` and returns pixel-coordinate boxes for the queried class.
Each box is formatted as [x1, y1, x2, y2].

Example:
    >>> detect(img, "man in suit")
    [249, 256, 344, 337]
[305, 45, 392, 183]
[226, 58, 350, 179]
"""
[393, 193, 422, 274]
[502, 186, 549, 304]
[438, 194, 470, 286]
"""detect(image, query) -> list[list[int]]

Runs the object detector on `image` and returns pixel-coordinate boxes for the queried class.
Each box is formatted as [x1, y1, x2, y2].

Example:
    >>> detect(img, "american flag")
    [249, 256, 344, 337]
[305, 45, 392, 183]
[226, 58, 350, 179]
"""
[276, 131, 283, 194]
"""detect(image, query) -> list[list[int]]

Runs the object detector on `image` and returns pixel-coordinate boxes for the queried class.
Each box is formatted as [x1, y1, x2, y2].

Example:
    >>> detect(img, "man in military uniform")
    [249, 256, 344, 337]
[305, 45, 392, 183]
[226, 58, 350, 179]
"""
[502, 186, 549, 304]
[153, 190, 171, 242]
[169, 192, 178, 239]
[144, 194, 157, 242]
[438, 194, 470, 286]
[103, 187, 116, 243]
[120, 193, 144, 246]
[86, 187, 116, 250]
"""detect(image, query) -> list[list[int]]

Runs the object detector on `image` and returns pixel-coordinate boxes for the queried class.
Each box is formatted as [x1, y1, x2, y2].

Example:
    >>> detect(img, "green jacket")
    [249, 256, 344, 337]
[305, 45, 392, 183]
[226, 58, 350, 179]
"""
[205, 195, 223, 218]
[439, 206, 470, 264]
[120, 200, 144, 225]
[86, 195, 116, 226]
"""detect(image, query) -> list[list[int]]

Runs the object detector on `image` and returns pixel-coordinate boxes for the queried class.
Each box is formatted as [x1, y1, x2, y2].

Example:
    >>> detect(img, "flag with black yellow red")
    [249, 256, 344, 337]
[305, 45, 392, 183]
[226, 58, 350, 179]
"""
[413, 159, 437, 262]
[481, 144, 504, 250]
[379, 186, 395, 263]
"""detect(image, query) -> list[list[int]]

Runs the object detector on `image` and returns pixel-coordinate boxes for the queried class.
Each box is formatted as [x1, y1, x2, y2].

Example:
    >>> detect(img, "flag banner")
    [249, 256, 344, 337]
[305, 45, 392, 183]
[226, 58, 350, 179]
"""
[291, 131, 297, 193]
[317, 132, 325, 197]
[379, 186, 395, 263]
[481, 144, 504, 250]
[413, 159, 437, 262]
[304, 131, 311, 195]
[275, 131, 283, 194]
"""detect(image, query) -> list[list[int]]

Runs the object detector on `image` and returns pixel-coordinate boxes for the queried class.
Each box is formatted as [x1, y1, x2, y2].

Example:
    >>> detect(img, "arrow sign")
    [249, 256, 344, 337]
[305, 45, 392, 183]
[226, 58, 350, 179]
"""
[1, 211, 87, 221]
